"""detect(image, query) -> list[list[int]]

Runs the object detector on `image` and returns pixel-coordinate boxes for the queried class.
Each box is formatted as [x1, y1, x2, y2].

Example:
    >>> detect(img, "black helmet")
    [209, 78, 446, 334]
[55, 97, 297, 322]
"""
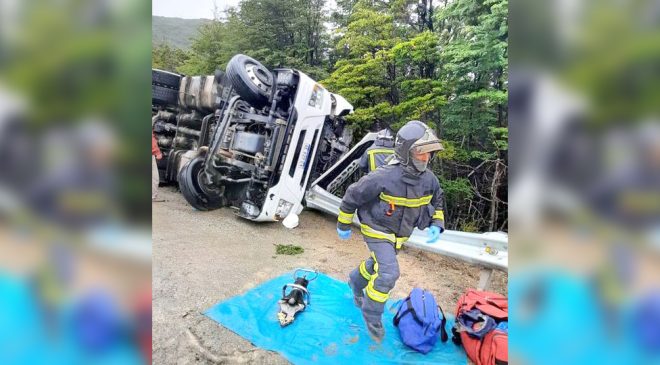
[394, 120, 443, 172]
[374, 128, 395, 148]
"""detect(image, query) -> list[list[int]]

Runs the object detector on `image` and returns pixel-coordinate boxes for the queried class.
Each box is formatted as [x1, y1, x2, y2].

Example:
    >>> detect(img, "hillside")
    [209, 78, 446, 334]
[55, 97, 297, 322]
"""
[152, 16, 212, 50]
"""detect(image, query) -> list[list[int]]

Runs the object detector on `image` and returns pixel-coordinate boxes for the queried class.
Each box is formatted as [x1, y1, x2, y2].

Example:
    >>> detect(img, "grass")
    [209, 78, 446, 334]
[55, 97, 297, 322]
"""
[275, 244, 305, 255]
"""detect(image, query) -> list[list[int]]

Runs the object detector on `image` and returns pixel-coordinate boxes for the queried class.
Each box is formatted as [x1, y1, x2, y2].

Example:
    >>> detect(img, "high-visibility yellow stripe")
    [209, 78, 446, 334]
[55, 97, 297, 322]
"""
[365, 251, 389, 302]
[360, 224, 408, 248]
[366, 277, 389, 303]
[359, 260, 372, 280]
[338, 209, 354, 224]
[367, 149, 394, 171]
[379, 193, 433, 208]
[368, 149, 395, 155]
[433, 210, 444, 220]
[361, 224, 395, 242]
[371, 251, 379, 273]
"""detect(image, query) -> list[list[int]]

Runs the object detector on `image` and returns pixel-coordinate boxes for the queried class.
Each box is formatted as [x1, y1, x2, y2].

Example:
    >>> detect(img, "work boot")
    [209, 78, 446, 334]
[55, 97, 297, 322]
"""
[347, 278, 364, 308]
[362, 312, 384, 342]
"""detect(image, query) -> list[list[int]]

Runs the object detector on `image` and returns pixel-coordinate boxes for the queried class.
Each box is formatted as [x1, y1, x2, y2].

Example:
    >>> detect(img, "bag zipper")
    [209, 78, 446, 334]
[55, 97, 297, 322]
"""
[422, 290, 429, 335]
[422, 290, 427, 317]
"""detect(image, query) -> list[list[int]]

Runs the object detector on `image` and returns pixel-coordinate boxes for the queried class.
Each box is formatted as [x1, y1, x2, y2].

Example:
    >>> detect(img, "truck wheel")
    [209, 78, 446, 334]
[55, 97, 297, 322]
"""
[178, 157, 224, 211]
[152, 69, 181, 89]
[152, 84, 178, 106]
[225, 54, 273, 108]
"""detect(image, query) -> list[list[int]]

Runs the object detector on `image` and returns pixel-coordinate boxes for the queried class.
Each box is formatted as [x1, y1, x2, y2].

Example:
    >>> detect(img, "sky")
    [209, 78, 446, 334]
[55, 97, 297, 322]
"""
[152, 0, 241, 20]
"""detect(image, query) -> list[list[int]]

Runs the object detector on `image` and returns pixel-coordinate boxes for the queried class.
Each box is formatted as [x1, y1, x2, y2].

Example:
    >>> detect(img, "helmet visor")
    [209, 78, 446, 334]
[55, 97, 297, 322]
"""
[411, 128, 443, 154]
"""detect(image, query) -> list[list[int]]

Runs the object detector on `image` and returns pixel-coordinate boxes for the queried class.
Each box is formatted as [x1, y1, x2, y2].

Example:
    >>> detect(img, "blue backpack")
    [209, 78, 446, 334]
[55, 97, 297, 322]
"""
[393, 288, 448, 354]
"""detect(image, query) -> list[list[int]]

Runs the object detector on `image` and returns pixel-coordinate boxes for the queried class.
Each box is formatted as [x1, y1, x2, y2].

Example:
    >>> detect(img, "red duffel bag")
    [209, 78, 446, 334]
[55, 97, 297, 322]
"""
[452, 289, 508, 365]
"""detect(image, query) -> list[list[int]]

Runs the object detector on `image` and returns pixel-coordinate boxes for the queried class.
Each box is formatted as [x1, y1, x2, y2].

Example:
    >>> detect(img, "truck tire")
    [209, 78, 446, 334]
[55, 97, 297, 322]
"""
[152, 69, 181, 89]
[225, 54, 273, 108]
[178, 157, 224, 211]
[152, 84, 178, 105]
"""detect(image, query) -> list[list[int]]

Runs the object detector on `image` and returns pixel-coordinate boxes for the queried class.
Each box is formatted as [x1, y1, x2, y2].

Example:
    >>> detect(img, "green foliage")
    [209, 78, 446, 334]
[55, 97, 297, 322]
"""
[460, 221, 480, 233]
[336, 3, 396, 58]
[470, 150, 496, 161]
[177, 18, 244, 75]
[391, 31, 440, 71]
[177, 0, 329, 78]
[152, 44, 190, 72]
[490, 126, 508, 151]
[441, 177, 474, 207]
[275, 244, 305, 255]
[436, 141, 470, 163]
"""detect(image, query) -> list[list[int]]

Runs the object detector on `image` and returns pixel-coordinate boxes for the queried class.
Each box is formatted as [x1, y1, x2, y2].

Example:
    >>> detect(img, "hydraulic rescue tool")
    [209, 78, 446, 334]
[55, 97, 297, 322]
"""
[277, 269, 318, 326]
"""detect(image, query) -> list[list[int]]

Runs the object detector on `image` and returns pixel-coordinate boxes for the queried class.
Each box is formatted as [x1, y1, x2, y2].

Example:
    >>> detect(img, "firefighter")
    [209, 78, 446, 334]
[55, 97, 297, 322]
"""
[359, 129, 395, 172]
[337, 120, 446, 341]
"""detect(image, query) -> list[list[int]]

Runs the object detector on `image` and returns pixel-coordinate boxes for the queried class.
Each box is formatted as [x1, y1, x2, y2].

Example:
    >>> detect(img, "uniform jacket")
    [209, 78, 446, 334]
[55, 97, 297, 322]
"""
[337, 163, 445, 248]
[359, 144, 395, 172]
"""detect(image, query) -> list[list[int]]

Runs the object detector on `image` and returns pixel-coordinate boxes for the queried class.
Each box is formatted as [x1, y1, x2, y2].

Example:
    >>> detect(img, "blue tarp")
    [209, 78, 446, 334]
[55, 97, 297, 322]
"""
[204, 272, 467, 365]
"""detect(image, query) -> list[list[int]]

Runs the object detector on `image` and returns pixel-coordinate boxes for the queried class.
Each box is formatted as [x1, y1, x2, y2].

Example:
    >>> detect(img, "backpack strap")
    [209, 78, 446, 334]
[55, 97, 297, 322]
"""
[436, 305, 448, 342]
[393, 297, 423, 327]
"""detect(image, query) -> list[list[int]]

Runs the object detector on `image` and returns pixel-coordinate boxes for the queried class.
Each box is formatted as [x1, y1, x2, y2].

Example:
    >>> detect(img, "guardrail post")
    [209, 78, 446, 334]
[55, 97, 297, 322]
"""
[477, 268, 494, 291]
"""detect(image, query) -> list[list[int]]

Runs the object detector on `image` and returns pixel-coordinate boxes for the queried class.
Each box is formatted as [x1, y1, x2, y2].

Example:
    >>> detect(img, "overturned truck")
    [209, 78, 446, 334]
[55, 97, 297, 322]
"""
[152, 54, 363, 221]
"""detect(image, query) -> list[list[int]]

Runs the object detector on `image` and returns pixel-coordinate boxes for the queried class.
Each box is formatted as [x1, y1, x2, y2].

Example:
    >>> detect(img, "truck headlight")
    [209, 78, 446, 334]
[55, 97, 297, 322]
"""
[276, 199, 294, 218]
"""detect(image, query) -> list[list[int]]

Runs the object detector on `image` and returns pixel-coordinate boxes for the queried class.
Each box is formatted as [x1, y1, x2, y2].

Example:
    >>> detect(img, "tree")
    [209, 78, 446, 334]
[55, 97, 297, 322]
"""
[152, 43, 190, 72]
[435, 0, 508, 231]
[177, 12, 246, 75]
[322, 1, 400, 134]
[178, 0, 329, 79]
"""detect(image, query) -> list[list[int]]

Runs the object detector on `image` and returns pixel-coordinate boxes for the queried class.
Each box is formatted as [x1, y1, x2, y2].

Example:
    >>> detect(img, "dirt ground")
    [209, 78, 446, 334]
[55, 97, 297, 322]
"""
[152, 186, 507, 364]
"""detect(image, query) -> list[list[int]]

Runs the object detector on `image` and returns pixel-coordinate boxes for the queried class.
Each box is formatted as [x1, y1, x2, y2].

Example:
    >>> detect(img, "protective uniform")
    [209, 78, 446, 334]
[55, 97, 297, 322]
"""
[338, 120, 445, 339]
[359, 129, 395, 172]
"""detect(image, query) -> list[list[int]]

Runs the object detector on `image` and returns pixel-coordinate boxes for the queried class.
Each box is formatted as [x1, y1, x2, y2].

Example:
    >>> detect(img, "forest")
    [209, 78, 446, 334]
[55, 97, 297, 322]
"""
[153, 0, 508, 232]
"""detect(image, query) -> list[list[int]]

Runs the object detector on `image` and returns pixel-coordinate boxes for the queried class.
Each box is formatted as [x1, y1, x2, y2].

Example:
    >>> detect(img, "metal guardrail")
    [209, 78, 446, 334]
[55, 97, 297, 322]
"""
[305, 185, 509, 272]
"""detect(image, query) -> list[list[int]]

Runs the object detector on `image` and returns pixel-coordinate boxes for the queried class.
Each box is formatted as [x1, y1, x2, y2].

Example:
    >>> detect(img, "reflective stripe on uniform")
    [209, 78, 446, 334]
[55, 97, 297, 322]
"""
[360, 224, 408, 249]
[365, 252, 389, 302]
[379, 193, 433, 208]
[366, 276, 389, 303]
[359, 260, 372, 280]
[367, 149, 394, 171]
[338, 209, 355, 224]
[370, 251, 379, 273]
[433, 210, 444, 221]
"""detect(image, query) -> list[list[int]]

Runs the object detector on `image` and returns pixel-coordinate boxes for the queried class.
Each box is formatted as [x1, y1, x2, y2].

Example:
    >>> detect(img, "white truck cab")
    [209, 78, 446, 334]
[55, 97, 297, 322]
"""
[175, 55, 355, 221]
[254, 72, 353, 221]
